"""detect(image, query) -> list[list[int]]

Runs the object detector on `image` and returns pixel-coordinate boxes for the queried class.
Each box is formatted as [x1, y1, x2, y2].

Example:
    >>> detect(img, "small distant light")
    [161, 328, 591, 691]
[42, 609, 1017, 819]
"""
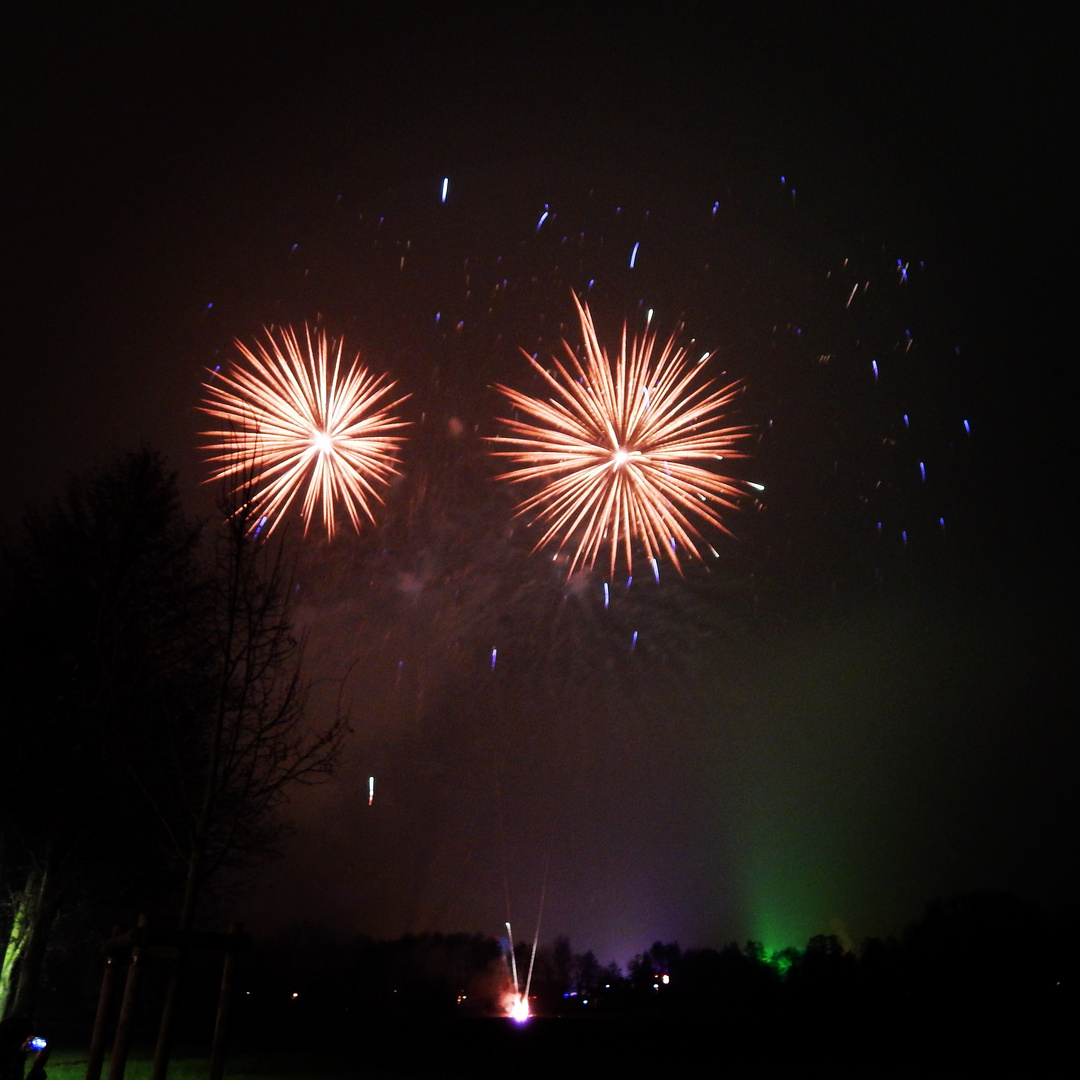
[441, 177, 449, 203]
[661, 974, 669, 984]
[629, 241, 640, 268]
[291, 992, 299, 999]
[747, 481, 765, 491]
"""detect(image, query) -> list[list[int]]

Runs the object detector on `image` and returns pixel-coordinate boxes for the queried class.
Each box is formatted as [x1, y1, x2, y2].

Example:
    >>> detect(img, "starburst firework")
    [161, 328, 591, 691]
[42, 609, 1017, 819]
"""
[200, 325, 408, 538]
[491, 294, 751, 577]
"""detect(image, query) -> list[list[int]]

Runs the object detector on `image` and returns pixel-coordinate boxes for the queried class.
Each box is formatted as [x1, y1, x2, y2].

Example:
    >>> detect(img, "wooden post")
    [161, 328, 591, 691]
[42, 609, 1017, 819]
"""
[85, 926, 121, 1080]
[107, 915, 147, 1080]
[206, 924, 241, 1080]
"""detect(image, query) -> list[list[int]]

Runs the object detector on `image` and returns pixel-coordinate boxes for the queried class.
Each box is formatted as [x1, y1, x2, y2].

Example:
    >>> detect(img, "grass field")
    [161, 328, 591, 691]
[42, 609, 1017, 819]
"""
[38, 1048, 426, 1080]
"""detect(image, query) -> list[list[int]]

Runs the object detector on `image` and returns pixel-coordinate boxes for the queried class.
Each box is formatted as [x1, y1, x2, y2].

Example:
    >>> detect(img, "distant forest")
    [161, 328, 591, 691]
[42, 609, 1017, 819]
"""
[234, 892, 1078, 1021]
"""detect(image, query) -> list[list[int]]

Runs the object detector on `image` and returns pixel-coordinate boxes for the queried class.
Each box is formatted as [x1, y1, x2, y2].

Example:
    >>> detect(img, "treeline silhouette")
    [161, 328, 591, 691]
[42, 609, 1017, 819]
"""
[233, 891, 1075, 1025]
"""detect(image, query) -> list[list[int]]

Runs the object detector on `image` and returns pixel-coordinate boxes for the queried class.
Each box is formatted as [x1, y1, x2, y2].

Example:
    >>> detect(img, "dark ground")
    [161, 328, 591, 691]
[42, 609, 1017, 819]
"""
[44, 993, 1072, 1080]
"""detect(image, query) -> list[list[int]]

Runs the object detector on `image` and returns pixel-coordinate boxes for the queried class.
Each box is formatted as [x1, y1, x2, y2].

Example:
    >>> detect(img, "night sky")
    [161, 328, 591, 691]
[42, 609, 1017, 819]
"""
[7, 5, 1075, 966]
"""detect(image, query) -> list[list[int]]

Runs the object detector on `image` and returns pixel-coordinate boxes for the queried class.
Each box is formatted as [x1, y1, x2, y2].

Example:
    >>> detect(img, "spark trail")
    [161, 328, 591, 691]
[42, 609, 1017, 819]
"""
[200, 324, 409, 537]
[491, 294, 751, 577]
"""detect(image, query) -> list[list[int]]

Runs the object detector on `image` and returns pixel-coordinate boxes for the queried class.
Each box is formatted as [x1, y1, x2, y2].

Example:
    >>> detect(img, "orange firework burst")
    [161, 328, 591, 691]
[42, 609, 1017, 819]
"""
[200, 325, 409, 538]
[491, 294, 751, 577]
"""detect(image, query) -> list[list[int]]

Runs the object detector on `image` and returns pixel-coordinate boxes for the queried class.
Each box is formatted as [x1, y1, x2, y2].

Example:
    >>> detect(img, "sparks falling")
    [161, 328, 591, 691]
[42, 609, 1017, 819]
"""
[200, 325, 409, 537]
[490, 294, 751, 577]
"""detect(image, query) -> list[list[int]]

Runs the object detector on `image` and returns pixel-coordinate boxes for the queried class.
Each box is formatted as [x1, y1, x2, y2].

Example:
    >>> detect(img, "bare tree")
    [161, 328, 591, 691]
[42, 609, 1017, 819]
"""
[0, 452, 347, 1035]
[148, 489, 347, 1080]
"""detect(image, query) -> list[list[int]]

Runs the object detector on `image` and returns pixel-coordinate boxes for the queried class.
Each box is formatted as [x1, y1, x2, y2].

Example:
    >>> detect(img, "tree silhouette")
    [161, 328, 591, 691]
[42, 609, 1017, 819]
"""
[148, 479, 347, 1078]
[0, 450, 201, 1017]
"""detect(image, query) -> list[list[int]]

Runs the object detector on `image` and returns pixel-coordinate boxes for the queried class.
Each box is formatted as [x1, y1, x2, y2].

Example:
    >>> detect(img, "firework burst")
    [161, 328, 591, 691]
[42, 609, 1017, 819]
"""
[200, 325, 409, 537]
[491, 294, 751, 577]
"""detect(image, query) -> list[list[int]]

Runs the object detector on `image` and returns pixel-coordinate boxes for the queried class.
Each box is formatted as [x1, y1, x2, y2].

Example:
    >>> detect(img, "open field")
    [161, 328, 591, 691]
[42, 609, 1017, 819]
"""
[35, 999, 1073, 1080]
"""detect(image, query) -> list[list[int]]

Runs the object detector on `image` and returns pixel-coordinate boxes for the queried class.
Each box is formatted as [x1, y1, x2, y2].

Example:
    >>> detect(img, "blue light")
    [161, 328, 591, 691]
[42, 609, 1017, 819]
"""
[441, 177, 449, 203]
[629, 241, 639, 268]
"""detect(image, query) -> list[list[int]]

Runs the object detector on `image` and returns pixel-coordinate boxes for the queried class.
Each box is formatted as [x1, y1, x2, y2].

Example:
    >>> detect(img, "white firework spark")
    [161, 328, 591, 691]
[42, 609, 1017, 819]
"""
[200, 324, 409, 537]
[491, 294, 751, 577]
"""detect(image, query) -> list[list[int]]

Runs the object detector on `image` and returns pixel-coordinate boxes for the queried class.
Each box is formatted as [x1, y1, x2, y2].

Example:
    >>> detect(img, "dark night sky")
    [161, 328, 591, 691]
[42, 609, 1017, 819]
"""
[6, 4, 1075, 964]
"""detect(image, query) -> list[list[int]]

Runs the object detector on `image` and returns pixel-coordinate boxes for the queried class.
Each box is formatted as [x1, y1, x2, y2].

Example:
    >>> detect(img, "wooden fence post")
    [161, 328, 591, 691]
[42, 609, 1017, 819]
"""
[206, 923, 242, 1080]
[106, 915, 147, 1080]
[84, 925, 121, 1080]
